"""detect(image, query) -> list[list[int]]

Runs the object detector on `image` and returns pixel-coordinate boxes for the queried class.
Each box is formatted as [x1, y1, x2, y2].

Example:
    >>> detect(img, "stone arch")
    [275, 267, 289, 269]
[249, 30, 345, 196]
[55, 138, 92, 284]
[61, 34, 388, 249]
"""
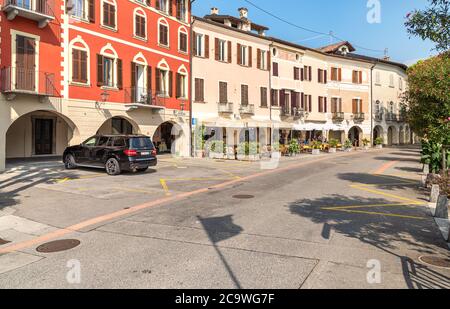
[97, 116, 141, 135]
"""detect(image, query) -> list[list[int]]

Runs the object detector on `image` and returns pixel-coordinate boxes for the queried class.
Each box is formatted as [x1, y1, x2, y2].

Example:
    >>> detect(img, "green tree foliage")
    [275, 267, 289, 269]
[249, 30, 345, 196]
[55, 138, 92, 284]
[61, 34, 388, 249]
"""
[405, 0, 450, 52]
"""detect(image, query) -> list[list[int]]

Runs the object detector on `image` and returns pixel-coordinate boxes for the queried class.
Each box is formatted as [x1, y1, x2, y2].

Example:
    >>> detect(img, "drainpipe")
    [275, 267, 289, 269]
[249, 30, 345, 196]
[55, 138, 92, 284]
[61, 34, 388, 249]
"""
[189, 0, 196, 157]
[269, 42, 273, 146]
[370, 61, 377, 145]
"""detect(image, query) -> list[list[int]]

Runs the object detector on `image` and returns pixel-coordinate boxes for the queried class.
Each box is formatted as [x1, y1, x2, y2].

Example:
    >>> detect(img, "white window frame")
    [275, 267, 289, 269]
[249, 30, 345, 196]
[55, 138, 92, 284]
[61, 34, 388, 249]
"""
[177, 65, 188, 99]
[133, 52, 148, 92]
[176, 0, 188, 22]
[260, 50, 267, 70]
[100, 43, 119, 89]
[218, 39, 227, 62]
[10, 29, 40, 93]
[157, 0, 170, 14]
[69, 36, 91, 86]
[133, 8, 147, 41]
[69, 0, 89, 21]
[195, 33, 204, 57]
[178, 26, 188, 53]
[100, 0, 118, 31]
[157, 59, 170, 97]
[240, 45, 248, 66]
[158, 17, 170, 47]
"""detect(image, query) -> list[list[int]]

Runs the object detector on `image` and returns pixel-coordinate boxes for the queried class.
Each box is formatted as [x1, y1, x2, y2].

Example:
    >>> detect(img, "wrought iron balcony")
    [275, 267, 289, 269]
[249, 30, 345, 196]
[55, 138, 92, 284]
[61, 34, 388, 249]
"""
[2, 0, 55, 28]
[280, 105, 293, 118]
[124, 88, 166, 109]
[386, 113, 398, 122]
[0, 66, 57, 99]
[218, 102, 233, 114]
[397, 115, 406, 123]
[332, 112, 345, 122]
[353, 112, 365, 122]
[374, 112, 383, 122]
[239, 104, 255, 115]
[293, 108, 309, 120]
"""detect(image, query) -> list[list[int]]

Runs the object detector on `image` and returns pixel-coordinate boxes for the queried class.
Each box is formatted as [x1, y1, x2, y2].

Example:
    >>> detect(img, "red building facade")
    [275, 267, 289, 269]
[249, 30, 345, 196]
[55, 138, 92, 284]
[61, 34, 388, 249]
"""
[0, 0, 192, 170]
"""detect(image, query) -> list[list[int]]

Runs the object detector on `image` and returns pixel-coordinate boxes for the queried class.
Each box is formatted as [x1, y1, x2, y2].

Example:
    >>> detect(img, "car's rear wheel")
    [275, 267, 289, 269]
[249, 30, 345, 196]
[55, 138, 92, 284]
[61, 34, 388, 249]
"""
[64, 154, 77, 170]
[105, 158, 121, 176]
[136, 167, 149, 173]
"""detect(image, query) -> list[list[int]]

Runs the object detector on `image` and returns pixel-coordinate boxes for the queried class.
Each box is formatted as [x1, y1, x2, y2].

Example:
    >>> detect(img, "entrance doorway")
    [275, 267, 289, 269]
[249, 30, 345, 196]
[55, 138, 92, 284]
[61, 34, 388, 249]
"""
[153, 122, 175, 154]
[34, 118, 53, 155]
[348, 126, 362, 147]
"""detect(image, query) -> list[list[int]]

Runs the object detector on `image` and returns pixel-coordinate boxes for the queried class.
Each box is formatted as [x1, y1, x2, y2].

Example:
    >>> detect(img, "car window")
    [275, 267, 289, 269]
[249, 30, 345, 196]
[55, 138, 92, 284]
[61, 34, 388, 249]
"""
[129, 137, 154, 149]
[83, 137, 97, 147]
[113, 137, 126, 147]
[97, 136, 110, 147]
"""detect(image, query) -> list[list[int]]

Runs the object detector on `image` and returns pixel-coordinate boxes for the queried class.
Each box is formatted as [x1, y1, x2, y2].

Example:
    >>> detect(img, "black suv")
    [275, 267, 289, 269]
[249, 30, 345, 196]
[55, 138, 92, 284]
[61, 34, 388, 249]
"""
[63, 135, 157, 175]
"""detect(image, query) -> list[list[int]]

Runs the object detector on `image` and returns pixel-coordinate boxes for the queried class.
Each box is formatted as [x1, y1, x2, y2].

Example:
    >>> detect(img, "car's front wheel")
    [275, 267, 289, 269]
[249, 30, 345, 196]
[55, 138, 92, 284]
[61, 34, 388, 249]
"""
[64, 154, 77, 170]
[105, 158, 121, 176]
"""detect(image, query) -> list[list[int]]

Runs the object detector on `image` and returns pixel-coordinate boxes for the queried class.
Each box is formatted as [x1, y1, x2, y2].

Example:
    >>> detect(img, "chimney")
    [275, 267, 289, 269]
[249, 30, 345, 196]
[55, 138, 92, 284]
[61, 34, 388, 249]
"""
[238, 7, 248, 19]
[210, 7, 219, 15]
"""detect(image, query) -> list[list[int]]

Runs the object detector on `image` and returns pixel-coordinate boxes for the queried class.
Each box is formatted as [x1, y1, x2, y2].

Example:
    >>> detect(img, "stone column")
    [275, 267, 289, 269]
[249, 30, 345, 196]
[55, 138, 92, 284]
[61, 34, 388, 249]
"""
[0, 131, 5, 172]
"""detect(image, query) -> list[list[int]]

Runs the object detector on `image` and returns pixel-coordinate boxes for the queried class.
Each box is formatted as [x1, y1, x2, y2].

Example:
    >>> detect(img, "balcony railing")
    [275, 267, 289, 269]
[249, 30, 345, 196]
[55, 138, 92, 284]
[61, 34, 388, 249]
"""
[386, 113, 398, 122]
[374, 112, 383, 122]
[218, 102, 233, 114]
[332, 112, 345, 122]
[124, 88, 166, 108]
[353, 112, 365, 122]
[0, 67, 57, 97]
[2, 0, 55, 27]
[397, 115, 406, 123]
[239, 104, 255, 115]
[280, 105, 293, 118]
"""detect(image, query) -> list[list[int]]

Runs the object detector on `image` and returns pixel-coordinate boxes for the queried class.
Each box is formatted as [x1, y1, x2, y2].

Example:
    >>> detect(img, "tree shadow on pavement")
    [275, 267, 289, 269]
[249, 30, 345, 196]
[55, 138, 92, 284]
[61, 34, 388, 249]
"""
[337, 173, 419, 191]
[374, 156, 420, 163]
[287, 194, 450, 289]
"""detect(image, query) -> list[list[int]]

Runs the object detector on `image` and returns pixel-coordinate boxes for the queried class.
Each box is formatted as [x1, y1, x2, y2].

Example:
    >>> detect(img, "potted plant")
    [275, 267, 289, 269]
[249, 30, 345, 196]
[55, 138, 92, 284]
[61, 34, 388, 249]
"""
[328, 139, 339, 153]
[237, 142, 249, 161]
[311, 140, 322, 155]
[226, 145, 236, 160]
[194, 125, 206, 158]
[362, 138, 371, 150]
[288, 140, 300, 156]
[208, 140, 225, 159]
[248, 142, 261, 161]
[343, 139, 353, 152]
[375, 137, 383, 149]
[270, 142, 281, 160]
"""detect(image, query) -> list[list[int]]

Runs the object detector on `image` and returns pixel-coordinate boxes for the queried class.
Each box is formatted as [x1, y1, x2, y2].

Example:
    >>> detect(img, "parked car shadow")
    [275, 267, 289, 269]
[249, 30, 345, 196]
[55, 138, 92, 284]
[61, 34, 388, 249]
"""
[287, 195, 450, 289]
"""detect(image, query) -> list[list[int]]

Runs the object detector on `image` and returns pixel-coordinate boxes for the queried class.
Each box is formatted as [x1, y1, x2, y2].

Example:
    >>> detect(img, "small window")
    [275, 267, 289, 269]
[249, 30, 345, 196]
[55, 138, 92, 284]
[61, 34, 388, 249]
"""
[194, 78, 204, 102]
[219, 81, 228, 104]
[179, 30, 188, 52]
[194, 33, 203, 57]
[134, 12, 146, 39]
[103, 57, 114, 87]
[241, 85, 249, 106]
[260, 87, 268, 107]
[102, 0, 116, 29]
[159, 21, 169, 46]
[72, 49, 88, 84]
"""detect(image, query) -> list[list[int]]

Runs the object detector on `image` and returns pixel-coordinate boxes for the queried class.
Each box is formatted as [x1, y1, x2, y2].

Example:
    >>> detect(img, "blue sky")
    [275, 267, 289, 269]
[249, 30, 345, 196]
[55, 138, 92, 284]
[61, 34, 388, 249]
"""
[192, 0, 436, 65]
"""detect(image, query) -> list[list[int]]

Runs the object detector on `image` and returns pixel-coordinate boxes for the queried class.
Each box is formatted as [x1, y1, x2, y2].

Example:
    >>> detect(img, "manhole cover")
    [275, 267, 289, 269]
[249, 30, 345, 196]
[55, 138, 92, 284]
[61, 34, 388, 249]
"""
[419, 256, 450, 269]
[0, 238, 11, 246]
[36, 239, 80, 253]
[233, 194, 255, 199]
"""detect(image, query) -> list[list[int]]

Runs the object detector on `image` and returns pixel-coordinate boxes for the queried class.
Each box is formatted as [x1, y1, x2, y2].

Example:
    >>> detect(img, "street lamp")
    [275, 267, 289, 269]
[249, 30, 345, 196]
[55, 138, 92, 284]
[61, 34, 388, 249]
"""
[96, 90, 110, 108]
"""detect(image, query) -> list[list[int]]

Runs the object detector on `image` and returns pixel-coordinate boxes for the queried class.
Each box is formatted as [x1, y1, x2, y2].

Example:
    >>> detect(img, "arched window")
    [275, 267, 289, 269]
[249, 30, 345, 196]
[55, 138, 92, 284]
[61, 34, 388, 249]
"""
[69, 36, 90, 85]
[133, 8, 147, 40]
[98, 44, 122, 89]
[156, 59, 171, 97]
[158, 18, 169, 47]
[101, 0, 117, 30]
[176, 65, 188, 99]
[178, 26, 188, 53]
[131, 53, 150, 103]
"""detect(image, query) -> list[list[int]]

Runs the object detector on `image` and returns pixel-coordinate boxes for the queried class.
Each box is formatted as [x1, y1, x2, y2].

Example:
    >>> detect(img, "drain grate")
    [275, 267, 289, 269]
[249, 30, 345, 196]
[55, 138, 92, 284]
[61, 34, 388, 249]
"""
[36, 239, 81, 253]
[419, 255, 450, 269]
[0, 238, 11, 246]
[233, 194, 255, 199]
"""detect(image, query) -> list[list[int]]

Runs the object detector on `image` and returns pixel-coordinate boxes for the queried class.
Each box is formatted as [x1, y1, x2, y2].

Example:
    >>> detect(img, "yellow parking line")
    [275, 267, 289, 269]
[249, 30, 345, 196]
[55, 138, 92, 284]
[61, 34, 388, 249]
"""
[321, 203, 415, 210]
[350, 184, 424, 205]
[159, 179, 171, 196]
[323, 208, 426, 220]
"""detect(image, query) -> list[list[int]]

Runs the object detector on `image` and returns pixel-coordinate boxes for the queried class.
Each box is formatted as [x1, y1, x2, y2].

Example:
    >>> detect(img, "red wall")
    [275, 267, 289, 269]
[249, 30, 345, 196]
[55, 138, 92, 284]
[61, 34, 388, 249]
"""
[0, 1, 63, 95]
[68, 1, 191, 111]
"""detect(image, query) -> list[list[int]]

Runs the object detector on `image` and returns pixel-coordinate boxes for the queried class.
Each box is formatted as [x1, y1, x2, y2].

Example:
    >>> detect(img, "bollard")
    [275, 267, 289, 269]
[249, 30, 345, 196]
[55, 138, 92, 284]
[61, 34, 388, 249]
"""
[423, 164, 430, 175]
[434, 195, 449, 219]
[430, 185, 440, 203]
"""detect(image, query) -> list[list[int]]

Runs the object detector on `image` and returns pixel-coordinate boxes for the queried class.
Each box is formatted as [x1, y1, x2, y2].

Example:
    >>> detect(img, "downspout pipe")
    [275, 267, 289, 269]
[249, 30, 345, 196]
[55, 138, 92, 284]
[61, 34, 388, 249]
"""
[370, 61, 378, 145]
[189, 0, 196, 157]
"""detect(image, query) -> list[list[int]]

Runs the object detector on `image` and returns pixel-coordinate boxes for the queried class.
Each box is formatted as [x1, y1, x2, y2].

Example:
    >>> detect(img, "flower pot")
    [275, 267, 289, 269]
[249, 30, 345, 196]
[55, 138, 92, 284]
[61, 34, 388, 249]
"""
[210, 152, 224, 159]
[248, 155, 260, 161]
[344, 148, 353, 152]
[375, 144, 383, 149]
[195, 150, 205, 158]
[312, 149, 321, 155]
[328, 148, 337, 153]
[237, 154, 246, 161]
[363, 146, 370, 151]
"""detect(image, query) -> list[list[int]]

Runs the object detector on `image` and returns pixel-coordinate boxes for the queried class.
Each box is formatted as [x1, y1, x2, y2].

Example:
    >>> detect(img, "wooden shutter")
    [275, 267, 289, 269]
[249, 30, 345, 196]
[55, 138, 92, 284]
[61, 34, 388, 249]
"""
[192, 32, 197, 55]
[318, 69, 321, 83]
[80, 50, 87, 83]
[97, 54, 104, 86]
[131, 62, 137, 87]
[338, 68, 342, 81]
[273, 62, 278, 76]
[279, 90, 285, 108]
[176, 0, 182, 19]
[257, 49, 261, 69]
[309, 66, 312, 81]
[324, 70, 327, 84]
[324, 97, 327, 112]
[72, 49, 80, 82]
[237, 43, 242, 65]
[117, 59, 123, 89]
[215, 38, 219, 61]
[168, 0, 173, 16]
[204, 35, 209, 58]
[155, 0, 160, 10]
[248, 46, 252, 67]
[359, 71, 363, 84]
[88, 0, 95, 23]
[168, 71, 173, 97]
[267, 50, 271, 71]
[227, 41, 232, 63]
[309, 95, 312, 112]
[155, 68, 161, 93]
[331, 98, 336, 113]
[352, 99, 357, 113]
[176, 73, 181, 98]
[339, 98, 343, 112]
[147, 66, 152, 95]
